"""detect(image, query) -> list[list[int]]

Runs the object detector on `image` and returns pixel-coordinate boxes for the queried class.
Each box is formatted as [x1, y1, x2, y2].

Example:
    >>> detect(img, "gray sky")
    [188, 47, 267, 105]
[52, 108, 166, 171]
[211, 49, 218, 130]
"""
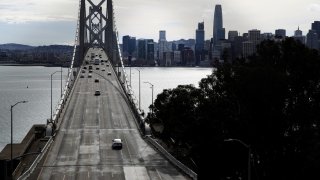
[0, 0, 319, 45]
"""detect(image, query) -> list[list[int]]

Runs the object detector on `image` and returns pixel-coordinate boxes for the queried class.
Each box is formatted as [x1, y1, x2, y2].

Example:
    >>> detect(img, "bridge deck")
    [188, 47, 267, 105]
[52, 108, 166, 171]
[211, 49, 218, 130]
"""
[34, 48, 190, 180]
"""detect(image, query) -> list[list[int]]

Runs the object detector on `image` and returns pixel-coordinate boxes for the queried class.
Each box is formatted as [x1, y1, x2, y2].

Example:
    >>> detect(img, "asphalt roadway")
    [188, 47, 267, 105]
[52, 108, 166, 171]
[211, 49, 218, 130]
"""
[34, 48, 190, 180]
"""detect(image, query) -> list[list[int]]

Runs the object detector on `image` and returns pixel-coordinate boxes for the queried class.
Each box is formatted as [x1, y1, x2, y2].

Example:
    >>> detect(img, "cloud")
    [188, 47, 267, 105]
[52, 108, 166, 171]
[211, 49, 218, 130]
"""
[0, 0, 78, 23]
[308, 3, 320, 12]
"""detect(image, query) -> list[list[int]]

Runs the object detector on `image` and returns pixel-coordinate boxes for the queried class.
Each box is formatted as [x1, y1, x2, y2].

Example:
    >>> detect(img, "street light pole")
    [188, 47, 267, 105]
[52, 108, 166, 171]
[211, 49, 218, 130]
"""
[144, 81, 154, 115]
[51, 70, 62, 122]
[61, 66, 63, 98]
[130, 64, 132, 86]
[135, 68, 141, 111]
[224, 138, 251, 180]
[10, 100, 28, 177]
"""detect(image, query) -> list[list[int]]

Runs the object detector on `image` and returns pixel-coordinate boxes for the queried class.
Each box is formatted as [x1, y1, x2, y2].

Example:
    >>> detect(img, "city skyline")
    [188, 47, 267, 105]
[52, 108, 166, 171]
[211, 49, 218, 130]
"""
[0, 0, 320, 45]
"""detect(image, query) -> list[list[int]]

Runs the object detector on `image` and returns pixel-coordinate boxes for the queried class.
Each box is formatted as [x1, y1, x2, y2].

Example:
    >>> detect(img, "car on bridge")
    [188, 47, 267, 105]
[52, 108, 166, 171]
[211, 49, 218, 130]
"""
[112, 139, 122, 149]
[94, 90, 101, 96]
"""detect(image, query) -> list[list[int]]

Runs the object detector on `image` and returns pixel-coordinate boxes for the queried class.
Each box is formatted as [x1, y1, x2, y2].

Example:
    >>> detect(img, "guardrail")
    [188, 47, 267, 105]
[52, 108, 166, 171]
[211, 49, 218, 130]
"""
[17, 137, 53, 180]
[146, 136, 198, 180]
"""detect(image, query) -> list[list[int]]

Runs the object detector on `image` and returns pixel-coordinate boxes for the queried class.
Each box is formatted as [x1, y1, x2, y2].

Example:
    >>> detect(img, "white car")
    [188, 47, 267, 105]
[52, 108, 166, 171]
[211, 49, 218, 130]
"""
[112, 139, 122, 149]
[107, 72, 111, 75]
[88, 74, 92, 78]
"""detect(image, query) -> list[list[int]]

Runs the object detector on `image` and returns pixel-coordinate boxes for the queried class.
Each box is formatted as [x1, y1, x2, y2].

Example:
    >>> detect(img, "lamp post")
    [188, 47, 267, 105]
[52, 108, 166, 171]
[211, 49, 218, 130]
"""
[61, 66, 63, 98]
[144, 81, 154, 115]
[10, 100, 28, 177]
[224, 138, 251, 180]
[51, 70, 62, 122]
[135, 68, 141, 111]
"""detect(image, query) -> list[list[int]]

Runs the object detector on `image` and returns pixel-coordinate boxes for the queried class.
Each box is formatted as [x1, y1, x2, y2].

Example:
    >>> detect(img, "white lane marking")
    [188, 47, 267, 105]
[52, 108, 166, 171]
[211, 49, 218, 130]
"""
[156, 169, 163, 180]
[63, 174, 66, 180]
[88, 171, 90, 179]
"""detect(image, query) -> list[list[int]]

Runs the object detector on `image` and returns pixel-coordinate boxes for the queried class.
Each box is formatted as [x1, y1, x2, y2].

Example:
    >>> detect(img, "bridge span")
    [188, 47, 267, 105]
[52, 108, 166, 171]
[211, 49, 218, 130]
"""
[25, 48, 191, 180]
[13, 0, 197, 179]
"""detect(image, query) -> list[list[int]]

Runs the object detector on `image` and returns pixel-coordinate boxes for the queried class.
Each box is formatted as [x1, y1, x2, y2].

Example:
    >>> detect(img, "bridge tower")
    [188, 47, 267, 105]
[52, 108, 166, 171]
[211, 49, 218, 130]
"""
[78, 0, 120, 67]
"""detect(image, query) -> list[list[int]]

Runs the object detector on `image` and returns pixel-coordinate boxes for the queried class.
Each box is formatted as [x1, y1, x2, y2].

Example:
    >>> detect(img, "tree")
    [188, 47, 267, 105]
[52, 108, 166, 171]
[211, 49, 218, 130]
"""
[147, 38, 320, 180]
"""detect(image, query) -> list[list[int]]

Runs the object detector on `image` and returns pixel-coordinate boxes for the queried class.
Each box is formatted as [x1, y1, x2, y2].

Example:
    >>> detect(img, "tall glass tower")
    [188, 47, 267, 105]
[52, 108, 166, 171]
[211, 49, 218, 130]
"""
[213, 4, 225, 49]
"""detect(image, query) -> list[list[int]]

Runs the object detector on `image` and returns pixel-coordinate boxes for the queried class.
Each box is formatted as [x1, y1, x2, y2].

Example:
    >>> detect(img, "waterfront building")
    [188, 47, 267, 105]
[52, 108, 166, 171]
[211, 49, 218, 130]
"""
[195, 22, 205, 65]
[293, 27, 306, 44]
[122, 35, 130, 57]
[163, 52, 173, 66]
[232, 36, 246, 59]
[128, 37, 136, 56]
[275, 29, 286, 39]
[243, 41, 255, 58]
[306, 30, 319, 50]
[311, 21, 320, 39]
[228, 31, 238, 41]
[158, 30, 168, 61]
[181, 47, 194, 66]
[262, 33, 274, 40]
[213, 4, 225, 50]
[248, 29, 261, 54]
[173, 51, 181, 65]
[137, 39, 147, 60]
[147, 40, 155, 62]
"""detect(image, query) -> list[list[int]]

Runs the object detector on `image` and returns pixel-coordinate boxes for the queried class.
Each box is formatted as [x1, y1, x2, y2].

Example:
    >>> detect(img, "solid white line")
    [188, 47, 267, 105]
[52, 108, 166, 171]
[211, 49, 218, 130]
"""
[156, 169, 163, 180]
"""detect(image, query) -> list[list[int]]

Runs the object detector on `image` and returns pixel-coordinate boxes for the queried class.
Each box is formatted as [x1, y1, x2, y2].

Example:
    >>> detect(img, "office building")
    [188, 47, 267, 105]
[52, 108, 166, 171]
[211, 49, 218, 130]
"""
[122, 35, 130, 57]
[306, 30, 319, 50]
[195, 22, 205, 65]
[275, 29, 286, 39]
[311, 21, 320, 39]
[147, 40, 155, 62]
[137, 39, 147, 60]
[293, 27, 306, 44]
[228, 31, 238, 41]
[213, 4, 225, 49]
[158, 30, 168, 61]
[243, 41, 255, 58]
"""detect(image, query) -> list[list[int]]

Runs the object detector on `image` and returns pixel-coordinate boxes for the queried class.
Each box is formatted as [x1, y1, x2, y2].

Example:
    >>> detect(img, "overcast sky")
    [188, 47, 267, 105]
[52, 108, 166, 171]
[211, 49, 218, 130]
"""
[0, 0, 320, 45]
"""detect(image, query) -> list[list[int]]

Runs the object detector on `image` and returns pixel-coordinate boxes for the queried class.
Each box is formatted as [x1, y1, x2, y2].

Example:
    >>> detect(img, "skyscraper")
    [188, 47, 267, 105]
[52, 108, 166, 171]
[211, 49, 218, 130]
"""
[311, 21, 320, 38]
[195, 22, 205, 65]
[275, 29, 286, 39]
[158, 30, 168, 61]
[213, 4, 225, 49]
[293, 27, 305, 44]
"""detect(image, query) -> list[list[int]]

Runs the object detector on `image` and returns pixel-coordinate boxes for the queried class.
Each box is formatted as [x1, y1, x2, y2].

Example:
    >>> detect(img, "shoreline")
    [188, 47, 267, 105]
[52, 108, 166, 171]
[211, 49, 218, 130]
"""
[0, 63, 70, 67]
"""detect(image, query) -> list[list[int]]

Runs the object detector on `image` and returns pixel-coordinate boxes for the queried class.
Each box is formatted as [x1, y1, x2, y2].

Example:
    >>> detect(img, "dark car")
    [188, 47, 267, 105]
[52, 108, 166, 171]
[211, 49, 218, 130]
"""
[94, 90, 101, 96]
[112, 139, 122, 149]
